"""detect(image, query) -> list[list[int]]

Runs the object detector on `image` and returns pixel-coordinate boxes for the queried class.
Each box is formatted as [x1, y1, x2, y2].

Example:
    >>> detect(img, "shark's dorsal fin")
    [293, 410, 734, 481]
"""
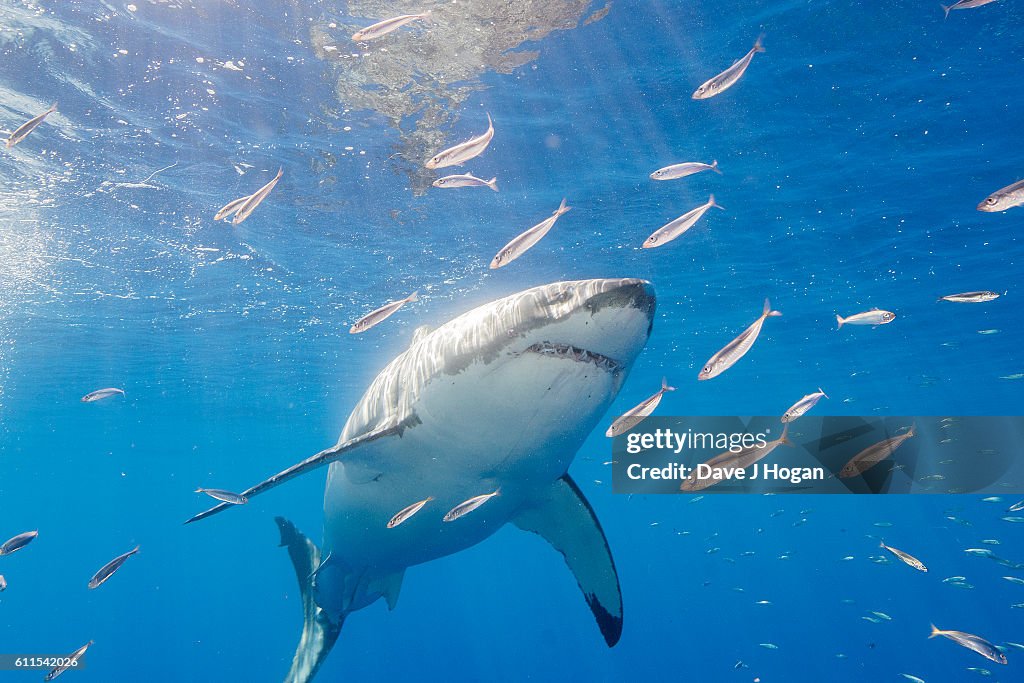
[411, 324, 433, 346]
[185, 424, 402, 524]
[512, 474, 623, 646]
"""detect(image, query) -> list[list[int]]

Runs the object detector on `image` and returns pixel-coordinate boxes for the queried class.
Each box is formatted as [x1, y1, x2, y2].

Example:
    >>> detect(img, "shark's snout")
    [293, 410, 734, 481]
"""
[581, 278, 657, 341]
[519, 278, 656, 379]
[585, 278, 656, 325]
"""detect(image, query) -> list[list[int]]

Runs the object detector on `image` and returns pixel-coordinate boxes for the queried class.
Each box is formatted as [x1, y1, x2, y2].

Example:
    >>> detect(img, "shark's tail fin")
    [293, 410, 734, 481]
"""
[276, 517, 344, 683]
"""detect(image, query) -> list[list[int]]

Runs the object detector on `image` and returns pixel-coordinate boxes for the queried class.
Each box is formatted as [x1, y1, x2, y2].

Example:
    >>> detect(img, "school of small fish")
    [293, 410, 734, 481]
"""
[1, 1, 1019, 679]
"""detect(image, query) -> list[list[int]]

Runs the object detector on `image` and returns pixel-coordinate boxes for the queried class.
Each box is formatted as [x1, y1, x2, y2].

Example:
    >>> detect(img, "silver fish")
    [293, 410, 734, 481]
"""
[692, 36, 765, 100]
[490, 199, 570, 269]
[432, 174, 498, 191]
[349, 291, 419, 334]
[680, 425, 792, 492]
[943, 0, 1001, 20]
[232, 167, 282, 225]
[781, 388, 828, 423]
[442, 489, 500, 522]
[1003, 576, 1024, 585]
[0, 575, 6, 591]
[649, 160, 721, 181]
[45, 641, 93, 682]
[939, 291, 1001, 303]
[978, 178, 1024, 212]
[929, 625, 1007, 665]
[0, 530, 38, 555]
[880, 541, 928, 572]
[1009, 500, 1024, 512]
[642, 195, 722, 248]
[387, 497, 433, 529]
[214, 194, 252, 221]
[698, 298, 781, 380]
[425, 113, 494, 169]
[81, 387, 125, 402]
[88, 546, 140, 589]
[605, 378, 675, 437]
[195, 488, 248, 505]
[838, 425, 915, 478]
[352, 12, 430, 41]
[836, 309, 896, 328]
[899, 675, 926, 683]
[6, 102, 57, 148]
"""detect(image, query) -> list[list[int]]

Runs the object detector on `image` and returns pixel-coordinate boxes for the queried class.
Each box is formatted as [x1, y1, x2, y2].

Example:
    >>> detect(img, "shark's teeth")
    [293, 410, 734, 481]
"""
[524, 342, 623, 373]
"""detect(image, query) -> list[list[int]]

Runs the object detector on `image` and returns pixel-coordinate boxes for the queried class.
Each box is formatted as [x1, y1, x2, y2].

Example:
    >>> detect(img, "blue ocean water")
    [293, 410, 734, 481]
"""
[1, 1, 1022, 681]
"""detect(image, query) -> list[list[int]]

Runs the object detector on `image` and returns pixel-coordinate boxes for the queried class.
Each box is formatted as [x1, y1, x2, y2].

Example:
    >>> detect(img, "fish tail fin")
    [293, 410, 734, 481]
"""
[879, 540, 885, 549]
[711, 160, 722, 175]
[275, 167, 284, 178]
[778, 424, 793, 447]
[820, 388, 829, 399]
[557, 198, 572, 215]
[708, 194, 726, 210]
[941, 4, 951, 19]
[277, 517, 344, 683]
[49, 102, 58, 113]
[929, 624, 942, 638]
[662, 377, 676, 392]
[763, 298, 782, 317]
[907, 422, 916, 438]
[836, 314, 844, 329]
[486, 112, 493, 131]
[407, 291, 419, 303]
[754, 34, 766, 53]
[487, 177, 499, 192]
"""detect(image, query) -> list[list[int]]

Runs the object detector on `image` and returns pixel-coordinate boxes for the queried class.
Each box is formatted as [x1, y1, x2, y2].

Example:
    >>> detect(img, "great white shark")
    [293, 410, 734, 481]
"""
[187, 277, 656, 681]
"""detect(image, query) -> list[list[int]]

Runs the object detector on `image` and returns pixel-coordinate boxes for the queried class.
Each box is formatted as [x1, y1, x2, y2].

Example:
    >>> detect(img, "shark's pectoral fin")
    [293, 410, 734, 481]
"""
[276, 517, 343, 683]
[512, 474, 623, 647]
[185, 424, 402, 524]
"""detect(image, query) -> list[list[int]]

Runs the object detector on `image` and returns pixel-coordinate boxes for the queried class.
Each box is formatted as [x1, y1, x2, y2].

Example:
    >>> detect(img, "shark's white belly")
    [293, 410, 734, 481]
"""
[322, 349, 621, 576]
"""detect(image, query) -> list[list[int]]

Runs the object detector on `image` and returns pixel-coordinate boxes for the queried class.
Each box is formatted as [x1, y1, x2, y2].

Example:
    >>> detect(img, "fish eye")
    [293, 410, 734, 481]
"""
[986, 197, 997, 204]
[702, 365, 711, 374]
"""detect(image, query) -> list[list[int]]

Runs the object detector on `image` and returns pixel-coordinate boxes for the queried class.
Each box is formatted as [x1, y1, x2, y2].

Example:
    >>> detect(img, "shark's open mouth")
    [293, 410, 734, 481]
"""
[525, 342, 623, 373]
